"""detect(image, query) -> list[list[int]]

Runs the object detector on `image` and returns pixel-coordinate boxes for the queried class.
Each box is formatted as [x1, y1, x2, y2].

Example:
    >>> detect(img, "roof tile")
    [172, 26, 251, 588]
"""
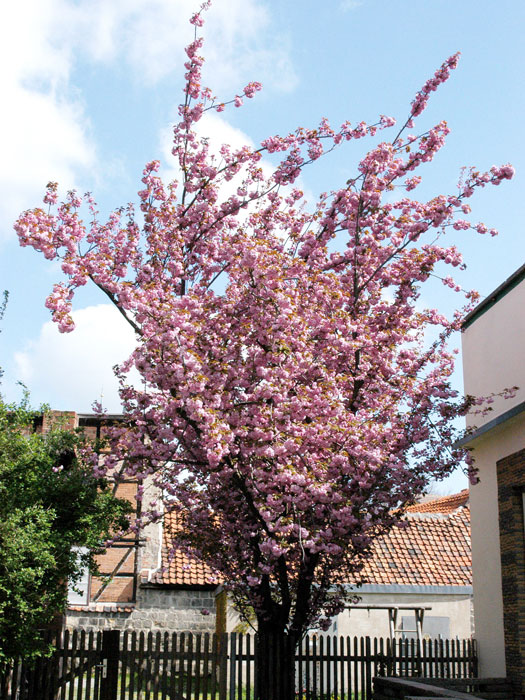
[405, 489, 469, 514]
[354, 506, 471, 587]
[150, 511, 218, 587]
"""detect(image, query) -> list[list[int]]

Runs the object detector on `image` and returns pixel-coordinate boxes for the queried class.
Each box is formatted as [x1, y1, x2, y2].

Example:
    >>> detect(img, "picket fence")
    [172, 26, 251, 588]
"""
[0, 630, 478, 700]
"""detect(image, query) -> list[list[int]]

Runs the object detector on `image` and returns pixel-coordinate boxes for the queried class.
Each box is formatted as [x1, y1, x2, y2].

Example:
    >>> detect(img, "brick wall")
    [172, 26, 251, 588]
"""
[90, 480, 139, 604]
[41, 410, 78, 433]
[33, 410, 143, 607]
[35, 410, 139, 604]
[497, 447, 525, 699]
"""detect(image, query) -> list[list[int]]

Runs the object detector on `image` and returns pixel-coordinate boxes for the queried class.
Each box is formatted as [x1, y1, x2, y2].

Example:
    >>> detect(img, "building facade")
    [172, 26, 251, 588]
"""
[460, 263, 525, 693]
[54, 412, 218, 634]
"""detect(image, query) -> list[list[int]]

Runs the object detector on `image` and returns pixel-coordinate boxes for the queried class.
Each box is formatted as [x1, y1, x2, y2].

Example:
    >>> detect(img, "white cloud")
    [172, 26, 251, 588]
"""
[1, 0, 295, 239]
[198, 1, 297, 94]
[71, 0, 296, 91]
[159, 111, 275, 194]
[0, 0, 95, 235]
[1, 88, 94, 227]
[14, 304, 137, 413]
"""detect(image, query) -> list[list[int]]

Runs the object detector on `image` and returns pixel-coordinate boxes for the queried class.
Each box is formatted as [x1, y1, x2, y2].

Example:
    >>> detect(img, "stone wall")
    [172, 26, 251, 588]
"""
[66, 587, 217, 632]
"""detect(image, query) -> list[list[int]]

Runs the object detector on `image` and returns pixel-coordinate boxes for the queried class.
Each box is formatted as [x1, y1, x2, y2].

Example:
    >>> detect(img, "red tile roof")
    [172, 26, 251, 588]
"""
[357, 506, 471, 587]
[405, 489, 469, 514]
[149, 511, 218, 587]
[151, 493, 471, 589]
[68, 604, 135, 613]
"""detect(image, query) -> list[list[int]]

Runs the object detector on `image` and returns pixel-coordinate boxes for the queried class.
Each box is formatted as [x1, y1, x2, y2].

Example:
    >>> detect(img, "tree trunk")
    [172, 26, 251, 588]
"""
[255, 630, 297, 700]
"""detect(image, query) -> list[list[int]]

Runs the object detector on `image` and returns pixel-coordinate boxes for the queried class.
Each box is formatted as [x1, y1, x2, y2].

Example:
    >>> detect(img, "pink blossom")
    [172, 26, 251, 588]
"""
[411, 52, 460, 118]
[243, 82, 262, 98]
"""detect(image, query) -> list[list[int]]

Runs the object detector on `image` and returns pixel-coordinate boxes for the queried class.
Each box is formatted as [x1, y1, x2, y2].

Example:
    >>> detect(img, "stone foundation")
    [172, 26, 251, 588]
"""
[66, 586, 217, 632]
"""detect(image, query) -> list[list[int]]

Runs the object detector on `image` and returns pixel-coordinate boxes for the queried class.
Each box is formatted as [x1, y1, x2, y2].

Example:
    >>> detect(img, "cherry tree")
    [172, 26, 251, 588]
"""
[16, 3, 513, 696]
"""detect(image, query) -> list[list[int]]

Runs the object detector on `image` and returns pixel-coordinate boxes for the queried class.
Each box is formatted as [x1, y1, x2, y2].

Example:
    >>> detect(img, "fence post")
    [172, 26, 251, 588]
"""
[218, 632, 228, 700]
[229, 633, 237, 700]
[100, 630, 120, 700]
[365, 636, 372, 700]
[470, 639, 478, 678]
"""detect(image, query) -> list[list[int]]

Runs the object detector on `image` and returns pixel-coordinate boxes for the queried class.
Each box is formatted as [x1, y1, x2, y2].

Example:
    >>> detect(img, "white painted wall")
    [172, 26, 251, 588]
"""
[461, 272, 525, 677]
[336, 590, 472, 640]
[223, 588, 473, 640]
[464, 415, 525, 677]
[462, 280, 525, 429]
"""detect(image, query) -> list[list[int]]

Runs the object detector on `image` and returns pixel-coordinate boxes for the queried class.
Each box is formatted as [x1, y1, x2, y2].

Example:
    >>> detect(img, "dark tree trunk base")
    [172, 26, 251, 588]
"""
[256, 632, 297, 700]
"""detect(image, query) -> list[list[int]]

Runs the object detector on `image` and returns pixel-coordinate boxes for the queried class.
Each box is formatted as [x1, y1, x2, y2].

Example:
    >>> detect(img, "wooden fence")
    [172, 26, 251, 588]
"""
[0, 630, 478, 700]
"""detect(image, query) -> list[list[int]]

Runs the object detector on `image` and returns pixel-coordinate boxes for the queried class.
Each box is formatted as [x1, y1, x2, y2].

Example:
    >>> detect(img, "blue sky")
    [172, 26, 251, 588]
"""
[1, 0, 523, 494]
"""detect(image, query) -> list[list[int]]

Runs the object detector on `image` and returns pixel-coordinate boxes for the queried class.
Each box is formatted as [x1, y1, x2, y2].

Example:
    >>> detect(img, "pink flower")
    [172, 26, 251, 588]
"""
[243, 82, 262, 98]
[190, 12, 204, 26]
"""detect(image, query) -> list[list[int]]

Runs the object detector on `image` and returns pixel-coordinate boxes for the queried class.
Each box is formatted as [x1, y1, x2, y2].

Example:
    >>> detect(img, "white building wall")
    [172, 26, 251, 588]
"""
[462, 280, 525, 429]
[464, 416, 525, 677]
[223, 587, 473, 640]
[335, 589, 472, 640]
[461, 271, 525, 678]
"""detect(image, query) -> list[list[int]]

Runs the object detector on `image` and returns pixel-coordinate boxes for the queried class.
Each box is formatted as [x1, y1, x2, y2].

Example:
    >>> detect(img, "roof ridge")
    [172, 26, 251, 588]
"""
[405, 489, 469, 514]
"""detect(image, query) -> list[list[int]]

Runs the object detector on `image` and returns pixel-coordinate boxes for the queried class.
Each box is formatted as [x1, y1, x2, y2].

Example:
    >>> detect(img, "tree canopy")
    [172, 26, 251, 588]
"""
[0, 396, 131, 662]
[15, 3, 513, 676]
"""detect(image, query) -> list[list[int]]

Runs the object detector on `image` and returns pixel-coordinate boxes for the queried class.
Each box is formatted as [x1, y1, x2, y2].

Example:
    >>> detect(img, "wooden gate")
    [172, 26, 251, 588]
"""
[0, 629, 117, 700]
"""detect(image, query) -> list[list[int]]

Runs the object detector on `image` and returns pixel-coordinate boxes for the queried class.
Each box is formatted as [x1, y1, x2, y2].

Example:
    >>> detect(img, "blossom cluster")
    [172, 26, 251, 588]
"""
[411, 52, 460, 118]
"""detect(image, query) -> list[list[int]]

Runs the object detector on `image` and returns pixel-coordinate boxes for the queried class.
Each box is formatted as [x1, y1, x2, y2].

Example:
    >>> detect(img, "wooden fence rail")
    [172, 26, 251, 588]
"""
[0, 630, 478, 700]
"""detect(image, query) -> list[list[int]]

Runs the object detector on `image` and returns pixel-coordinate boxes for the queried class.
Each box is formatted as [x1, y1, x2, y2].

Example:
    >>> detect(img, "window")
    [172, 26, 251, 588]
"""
[67, 547, 90, 605]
